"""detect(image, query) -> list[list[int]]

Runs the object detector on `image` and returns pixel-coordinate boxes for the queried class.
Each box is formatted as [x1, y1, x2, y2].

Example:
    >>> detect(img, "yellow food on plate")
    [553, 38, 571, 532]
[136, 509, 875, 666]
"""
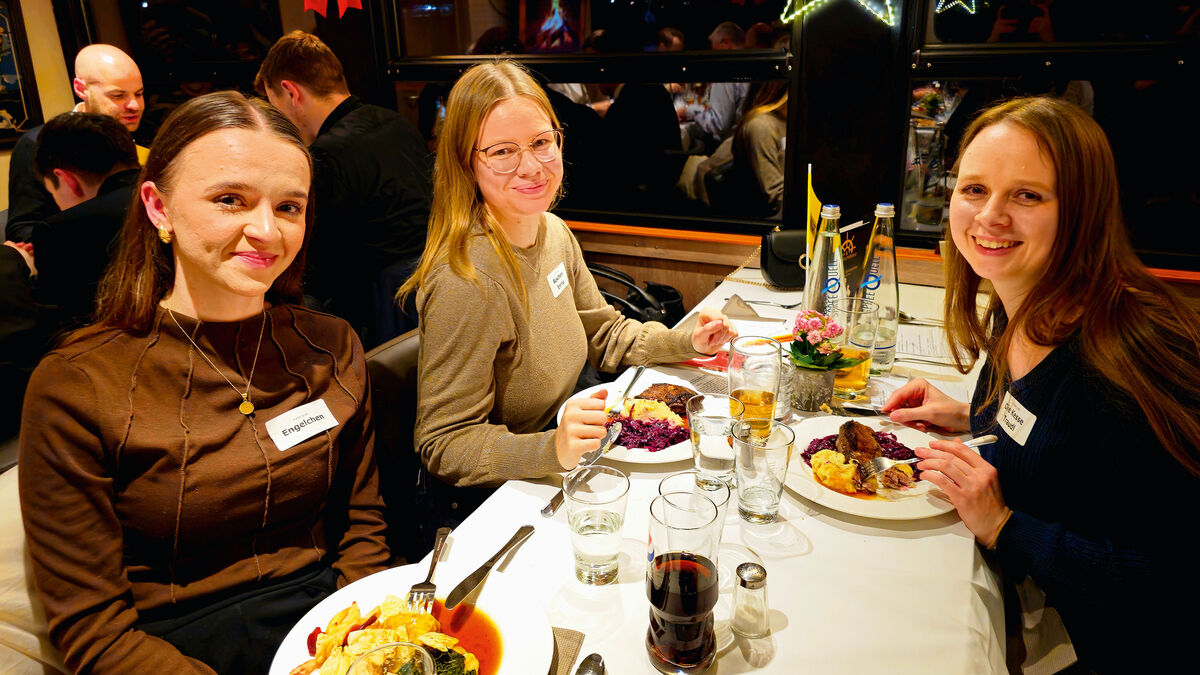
[810, 450, 860, 494]
[621, 398, 685, 426]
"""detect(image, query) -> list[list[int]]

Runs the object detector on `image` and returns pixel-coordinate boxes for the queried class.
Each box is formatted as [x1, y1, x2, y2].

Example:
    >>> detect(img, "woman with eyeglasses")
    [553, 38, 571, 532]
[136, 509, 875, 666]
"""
[398, 61, 736, 530]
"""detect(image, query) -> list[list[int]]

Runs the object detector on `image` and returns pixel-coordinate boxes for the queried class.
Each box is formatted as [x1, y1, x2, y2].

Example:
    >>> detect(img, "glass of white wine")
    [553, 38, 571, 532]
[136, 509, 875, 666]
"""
[728, 336, 782, 425]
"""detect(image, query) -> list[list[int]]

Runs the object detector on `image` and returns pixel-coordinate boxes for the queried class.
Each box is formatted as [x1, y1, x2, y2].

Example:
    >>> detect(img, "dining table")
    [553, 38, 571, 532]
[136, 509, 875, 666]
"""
[284, 268, 1008, 675]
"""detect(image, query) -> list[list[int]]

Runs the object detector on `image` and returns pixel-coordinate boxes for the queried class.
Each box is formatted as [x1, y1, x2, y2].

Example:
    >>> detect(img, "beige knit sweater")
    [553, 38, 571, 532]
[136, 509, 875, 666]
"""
[415, 213, 701, 487]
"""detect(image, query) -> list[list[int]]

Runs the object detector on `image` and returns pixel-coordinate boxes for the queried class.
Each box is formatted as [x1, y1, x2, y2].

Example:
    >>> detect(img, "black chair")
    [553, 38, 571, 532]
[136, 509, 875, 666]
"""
[364, 329, 423, 564]
[588, 263, 669, 323]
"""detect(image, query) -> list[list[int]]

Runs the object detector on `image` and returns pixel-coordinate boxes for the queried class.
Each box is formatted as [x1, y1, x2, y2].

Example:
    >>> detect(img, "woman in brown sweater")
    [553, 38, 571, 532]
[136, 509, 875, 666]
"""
[398, 61, 736, 530]
[18, 92, 389, 673]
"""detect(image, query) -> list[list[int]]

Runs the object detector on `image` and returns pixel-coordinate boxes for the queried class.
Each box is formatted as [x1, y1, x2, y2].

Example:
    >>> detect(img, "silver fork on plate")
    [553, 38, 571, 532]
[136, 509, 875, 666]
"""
[405, 526, 450, 613]
[744, 299, 804, 310]
[859, 434, 998, 482]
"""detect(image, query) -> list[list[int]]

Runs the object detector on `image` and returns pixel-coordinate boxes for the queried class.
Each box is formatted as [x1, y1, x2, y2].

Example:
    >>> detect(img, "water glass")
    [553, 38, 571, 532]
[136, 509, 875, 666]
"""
[347, 641, 435, 675]
[564, 465, 629, 585]
[658, 470, 731, 549]
[829, 298, 879, 398]
[645, 492, 721, 674]
[685, 394, 743, 489]
[728, 336, 782, 421]
[733, 420, 796, 523]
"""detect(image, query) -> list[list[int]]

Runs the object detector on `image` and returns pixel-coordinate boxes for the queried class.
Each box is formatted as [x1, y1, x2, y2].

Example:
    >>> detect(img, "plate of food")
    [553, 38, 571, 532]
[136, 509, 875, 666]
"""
[784, 416, 960, 520]
[270, 563, 552, 675]
[556, 368, 700, 464]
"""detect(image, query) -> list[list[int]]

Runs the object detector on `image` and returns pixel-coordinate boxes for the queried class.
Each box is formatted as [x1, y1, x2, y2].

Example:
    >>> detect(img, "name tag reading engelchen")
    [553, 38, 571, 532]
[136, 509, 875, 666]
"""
[547, 262, 569, 298]
[266, 399, 339, 451]
[998, 392, 1035, 446]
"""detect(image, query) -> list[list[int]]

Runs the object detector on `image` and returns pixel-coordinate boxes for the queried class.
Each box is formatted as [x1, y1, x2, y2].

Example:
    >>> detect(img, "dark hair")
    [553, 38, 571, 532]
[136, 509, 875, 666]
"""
[35, 112, 138, 188]
[657, 27, 685, 48]
[80, 91, 313, 338]
[253, 30, 348, 97]
[944, 96, 1200, 477]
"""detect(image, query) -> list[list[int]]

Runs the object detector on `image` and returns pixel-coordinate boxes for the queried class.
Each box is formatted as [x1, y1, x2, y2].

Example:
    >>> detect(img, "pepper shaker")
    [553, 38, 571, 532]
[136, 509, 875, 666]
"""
[731, 562, 770, 638]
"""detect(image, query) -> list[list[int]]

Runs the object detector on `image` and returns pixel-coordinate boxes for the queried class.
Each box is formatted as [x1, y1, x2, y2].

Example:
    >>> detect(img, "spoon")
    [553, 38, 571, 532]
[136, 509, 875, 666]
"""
[575, 653, 605, 675]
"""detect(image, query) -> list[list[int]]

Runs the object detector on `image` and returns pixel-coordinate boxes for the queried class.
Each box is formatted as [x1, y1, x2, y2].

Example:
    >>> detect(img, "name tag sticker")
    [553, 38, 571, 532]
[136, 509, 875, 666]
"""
[998, 392, 1036, 447]
[547, 262, 569, 298]
[266, 399, 339, 451]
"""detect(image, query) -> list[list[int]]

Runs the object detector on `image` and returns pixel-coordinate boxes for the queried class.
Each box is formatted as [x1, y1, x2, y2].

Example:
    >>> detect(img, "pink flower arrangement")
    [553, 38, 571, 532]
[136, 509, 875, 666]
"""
[789, 309, 867, 371]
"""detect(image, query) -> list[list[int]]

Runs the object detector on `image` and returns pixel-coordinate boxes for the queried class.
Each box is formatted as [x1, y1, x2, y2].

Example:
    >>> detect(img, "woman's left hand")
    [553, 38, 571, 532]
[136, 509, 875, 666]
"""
[690, 308, 738, 355]
[916, 439, 1009, 547]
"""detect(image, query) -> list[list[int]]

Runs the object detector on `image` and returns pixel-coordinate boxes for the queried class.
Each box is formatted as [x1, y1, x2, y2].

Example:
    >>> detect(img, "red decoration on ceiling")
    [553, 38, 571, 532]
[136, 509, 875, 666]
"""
[304, 0, 362, 18]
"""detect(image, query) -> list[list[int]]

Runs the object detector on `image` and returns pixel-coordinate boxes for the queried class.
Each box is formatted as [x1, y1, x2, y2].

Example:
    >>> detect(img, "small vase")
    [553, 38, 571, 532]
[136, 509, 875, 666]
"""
[790, 365, 835, 412]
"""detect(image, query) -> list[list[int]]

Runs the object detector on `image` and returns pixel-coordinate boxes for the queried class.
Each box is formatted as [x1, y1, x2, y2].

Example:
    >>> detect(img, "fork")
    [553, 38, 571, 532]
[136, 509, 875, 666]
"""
[744, 299, 804, 310]
[859, 434, 998, 482]
[406, 526, 450, 613]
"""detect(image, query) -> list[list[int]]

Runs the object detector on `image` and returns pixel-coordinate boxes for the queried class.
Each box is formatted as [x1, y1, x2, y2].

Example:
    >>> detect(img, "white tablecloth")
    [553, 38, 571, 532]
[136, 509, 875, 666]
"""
[424, 270, 1006, 674]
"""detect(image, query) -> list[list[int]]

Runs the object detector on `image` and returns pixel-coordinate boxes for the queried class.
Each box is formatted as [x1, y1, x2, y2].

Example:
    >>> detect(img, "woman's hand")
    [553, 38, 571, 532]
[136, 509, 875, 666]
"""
[881, 377, 971, 434]
[915, 440, 1009, 547]
[4, 240, 36, 276]
[691, 308, 738, 355]
[555, 389, 610, 470]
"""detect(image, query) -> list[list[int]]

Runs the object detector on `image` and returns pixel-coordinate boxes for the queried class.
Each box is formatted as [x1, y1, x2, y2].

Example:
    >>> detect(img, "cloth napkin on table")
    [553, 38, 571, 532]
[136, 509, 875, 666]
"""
[548, 626, 585, 675]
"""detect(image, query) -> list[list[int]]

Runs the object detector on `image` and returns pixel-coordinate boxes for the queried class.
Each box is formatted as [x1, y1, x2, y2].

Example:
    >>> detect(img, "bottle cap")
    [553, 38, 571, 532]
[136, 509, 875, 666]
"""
[820, 204, 841, 219]
[875, 203, 895, 217]
[736, 562, 767, 589]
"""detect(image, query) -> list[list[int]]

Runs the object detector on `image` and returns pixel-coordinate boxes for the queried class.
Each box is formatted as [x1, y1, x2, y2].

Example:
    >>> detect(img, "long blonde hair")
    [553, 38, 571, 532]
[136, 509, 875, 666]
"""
[398, 60, 562, 306]
[944, 96, 1200, 477]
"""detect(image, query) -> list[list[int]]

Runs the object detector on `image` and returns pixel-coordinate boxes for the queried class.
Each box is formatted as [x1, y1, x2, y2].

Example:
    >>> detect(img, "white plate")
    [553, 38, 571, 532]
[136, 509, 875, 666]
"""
[269, 563, 553, 675]
[784, 416, 958, 520]
[556, 368, 697, 464]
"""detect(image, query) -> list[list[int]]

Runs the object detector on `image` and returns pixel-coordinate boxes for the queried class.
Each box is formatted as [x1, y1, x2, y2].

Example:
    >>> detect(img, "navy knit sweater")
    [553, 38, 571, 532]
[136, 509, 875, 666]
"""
[972, 336, 1200, 673]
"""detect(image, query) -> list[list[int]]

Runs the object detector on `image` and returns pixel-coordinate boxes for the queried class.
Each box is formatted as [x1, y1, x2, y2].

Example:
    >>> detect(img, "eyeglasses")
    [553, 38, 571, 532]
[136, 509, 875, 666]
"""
[475, 129, 563, 174]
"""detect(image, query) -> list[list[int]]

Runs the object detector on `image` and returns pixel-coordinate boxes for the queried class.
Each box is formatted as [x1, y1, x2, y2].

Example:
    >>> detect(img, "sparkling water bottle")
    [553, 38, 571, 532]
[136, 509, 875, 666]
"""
[802, 204, 845, 316]
[858, 203, 899, 373]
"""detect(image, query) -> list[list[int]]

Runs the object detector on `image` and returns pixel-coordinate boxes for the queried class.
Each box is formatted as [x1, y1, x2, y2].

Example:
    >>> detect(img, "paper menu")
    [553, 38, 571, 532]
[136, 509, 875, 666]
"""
[897, 324, 952, 359]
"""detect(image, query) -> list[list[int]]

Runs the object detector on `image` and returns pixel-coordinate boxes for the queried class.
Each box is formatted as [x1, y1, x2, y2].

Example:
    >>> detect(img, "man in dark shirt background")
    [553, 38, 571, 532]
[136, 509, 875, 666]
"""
[5, 44, 150, 243]
[254, 31, 433, 349]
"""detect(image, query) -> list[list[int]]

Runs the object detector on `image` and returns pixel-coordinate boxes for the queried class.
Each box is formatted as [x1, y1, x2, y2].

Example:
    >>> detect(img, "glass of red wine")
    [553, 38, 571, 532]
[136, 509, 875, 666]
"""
[645, 491, 722, 674]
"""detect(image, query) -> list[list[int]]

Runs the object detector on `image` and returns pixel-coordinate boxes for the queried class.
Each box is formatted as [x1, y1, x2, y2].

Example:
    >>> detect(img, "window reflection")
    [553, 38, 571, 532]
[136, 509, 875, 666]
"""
[930, 1, 1200, 44]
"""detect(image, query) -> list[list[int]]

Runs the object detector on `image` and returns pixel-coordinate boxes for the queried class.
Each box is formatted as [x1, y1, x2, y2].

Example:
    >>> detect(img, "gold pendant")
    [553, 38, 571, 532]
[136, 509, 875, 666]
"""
[239, 399, 255, 416]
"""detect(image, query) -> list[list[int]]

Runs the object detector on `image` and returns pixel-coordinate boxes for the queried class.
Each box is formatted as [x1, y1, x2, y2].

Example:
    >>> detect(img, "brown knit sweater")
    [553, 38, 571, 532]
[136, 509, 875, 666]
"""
[414, 213, 701, 487]
[18, 305, 389, 674]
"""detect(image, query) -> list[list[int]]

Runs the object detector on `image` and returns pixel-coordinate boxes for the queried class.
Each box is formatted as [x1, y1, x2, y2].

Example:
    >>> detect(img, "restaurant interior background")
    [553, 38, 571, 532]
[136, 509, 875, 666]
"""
[4, 0, 1197, 306]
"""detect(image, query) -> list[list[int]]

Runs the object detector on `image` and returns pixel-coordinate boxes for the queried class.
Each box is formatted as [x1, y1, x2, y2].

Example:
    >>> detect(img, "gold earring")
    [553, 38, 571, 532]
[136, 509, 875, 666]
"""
[157, 228, 172, 244]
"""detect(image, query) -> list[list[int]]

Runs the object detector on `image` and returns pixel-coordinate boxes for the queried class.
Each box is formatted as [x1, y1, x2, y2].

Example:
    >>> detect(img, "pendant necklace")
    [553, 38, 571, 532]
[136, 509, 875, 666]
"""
[168, 307, 267, 417]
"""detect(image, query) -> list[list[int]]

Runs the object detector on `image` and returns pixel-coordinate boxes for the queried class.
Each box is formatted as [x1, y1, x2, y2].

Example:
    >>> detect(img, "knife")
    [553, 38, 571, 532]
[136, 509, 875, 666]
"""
[444, 524, 535, 609]
[540, 422, 622, 518]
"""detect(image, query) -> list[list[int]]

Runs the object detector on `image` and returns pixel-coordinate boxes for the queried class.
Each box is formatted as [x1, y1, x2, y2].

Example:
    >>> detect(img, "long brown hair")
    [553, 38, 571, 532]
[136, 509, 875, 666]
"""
[79, 91, 313, 339]
[944, 96, 1200, 476]
[397, 60, 562, 307]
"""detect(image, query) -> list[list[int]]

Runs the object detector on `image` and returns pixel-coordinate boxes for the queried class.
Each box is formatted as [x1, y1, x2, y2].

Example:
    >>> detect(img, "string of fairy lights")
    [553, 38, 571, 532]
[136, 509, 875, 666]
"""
[780, 0, 899, 27]
[934, 0, 978, 14]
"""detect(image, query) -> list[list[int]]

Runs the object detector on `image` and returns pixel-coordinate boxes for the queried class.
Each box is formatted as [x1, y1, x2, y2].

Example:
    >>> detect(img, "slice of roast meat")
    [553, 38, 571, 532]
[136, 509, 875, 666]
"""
[879, 467, 915, 489]
[835, 420, 882, 468]
[635, 383, 699, 416]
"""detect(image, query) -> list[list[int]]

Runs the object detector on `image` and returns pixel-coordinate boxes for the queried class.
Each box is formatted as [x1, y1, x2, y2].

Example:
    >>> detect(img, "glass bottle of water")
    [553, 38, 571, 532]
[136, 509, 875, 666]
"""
[802, 204, 845, 316]
[858, 203, 899, 373]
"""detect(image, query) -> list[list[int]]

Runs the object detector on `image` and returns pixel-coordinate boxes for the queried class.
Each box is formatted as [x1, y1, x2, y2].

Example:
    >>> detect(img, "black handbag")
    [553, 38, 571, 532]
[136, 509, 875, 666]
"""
[760, 228, 807, 289]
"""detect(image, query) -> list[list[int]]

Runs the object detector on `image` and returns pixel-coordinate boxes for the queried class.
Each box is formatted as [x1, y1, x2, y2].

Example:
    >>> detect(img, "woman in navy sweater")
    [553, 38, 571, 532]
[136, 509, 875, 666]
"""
[883, 96, 1200, 673]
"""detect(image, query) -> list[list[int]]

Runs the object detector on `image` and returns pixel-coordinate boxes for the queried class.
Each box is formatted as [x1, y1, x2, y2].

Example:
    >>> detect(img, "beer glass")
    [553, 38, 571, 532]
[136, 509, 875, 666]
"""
[829, 298, 879, 398]
[733, 420, 796, 523]
[645, 492, 721, 674]
[728, 337, 782, 425]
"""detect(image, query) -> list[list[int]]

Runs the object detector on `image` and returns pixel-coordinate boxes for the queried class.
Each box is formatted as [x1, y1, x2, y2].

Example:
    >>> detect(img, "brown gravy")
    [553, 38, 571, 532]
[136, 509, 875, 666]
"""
[431, 600, 502, 675]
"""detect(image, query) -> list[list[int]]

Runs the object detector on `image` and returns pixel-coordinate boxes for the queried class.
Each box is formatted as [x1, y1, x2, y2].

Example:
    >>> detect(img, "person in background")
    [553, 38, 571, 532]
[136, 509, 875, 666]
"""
[19, 91, 388, 674]
[728, 35, 790, 218]
[657, 26, 685, 51]
[30, 112, 141, 327]
[398, 61, 736, 540]
[6, 45, 150, 243]
[882, 96, 1200, 673]
[678, 22, 750, 153]
[255, 31, 433, 349]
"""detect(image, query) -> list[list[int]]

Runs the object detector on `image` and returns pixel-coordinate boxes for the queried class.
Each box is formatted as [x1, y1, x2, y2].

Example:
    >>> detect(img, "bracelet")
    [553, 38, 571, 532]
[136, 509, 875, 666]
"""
[985, 507, 1013, 550]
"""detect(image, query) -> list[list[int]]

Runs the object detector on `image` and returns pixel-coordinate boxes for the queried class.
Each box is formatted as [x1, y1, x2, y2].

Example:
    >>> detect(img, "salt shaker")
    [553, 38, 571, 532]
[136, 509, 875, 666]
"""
[731, 562, 770, 638]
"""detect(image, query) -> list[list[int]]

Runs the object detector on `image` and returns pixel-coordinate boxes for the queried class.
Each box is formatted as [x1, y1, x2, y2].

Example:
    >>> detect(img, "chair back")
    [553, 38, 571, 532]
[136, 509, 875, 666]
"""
[365, 329, 423, 562]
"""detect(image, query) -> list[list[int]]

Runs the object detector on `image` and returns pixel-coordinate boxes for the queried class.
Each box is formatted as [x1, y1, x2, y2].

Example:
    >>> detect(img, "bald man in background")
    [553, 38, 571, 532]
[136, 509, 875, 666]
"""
[4, 44, 151, 243]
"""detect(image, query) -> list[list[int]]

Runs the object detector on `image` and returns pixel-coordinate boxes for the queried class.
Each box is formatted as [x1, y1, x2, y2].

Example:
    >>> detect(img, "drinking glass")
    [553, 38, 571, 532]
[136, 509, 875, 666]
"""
[728, 336, 782, 424]
[658, 470, 731, 549]
[685, 394, 743, 489]
[564, 465, 629, 585]
[645, 492, 721, 674]
[733, 420, 796, 523]
[829, 297, 879, 398]
[347, 641, 435, 675]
